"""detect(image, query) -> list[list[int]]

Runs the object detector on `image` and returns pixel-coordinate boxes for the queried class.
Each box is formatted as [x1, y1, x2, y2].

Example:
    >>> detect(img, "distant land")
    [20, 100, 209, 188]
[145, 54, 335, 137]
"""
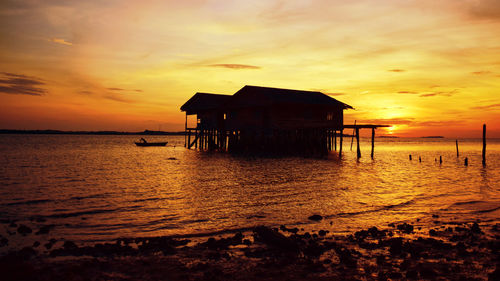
[0, 129, 185, 136]
[379, 135, 399, 138]
[421, 136, 444, 138]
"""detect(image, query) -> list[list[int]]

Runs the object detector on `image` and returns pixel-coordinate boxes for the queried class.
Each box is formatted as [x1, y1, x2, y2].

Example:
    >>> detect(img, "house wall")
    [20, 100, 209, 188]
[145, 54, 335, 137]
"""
[225, 105, 344, 132]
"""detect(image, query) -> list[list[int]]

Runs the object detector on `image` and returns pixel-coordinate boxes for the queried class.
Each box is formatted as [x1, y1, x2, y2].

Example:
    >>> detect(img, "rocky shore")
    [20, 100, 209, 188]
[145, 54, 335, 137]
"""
[1, 216, 499, 281]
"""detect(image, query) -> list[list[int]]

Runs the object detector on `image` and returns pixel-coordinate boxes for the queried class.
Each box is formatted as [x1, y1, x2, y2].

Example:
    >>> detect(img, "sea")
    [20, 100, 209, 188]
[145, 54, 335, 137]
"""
[0, 135, 499, 252]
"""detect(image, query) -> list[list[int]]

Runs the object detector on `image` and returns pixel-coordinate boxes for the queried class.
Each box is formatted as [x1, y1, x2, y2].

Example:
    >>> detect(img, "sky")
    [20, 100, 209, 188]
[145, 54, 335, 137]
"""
[0, 0, 499, 137]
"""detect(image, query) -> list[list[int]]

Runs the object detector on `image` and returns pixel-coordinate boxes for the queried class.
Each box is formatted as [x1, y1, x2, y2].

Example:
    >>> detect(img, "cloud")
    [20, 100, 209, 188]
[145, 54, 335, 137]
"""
[471, 71, 492, 75]
[358, 118, 465, 127]
[78, 90, 93, 95]
[107, 87, 143, 93]
[469, 103, 500, 110]
[419, 89, 458, 98]
[413, 120, 466, 127]
[0, 72, 47, 96]
[103, 94, 135, 103]
[207, 64, 261, 70]
[388, 69, 405, 72]
[49, 38, 73, 46]
[397, 91, 418, 94]
[466, 0, 500, 20]
[358, 118, 415, 125]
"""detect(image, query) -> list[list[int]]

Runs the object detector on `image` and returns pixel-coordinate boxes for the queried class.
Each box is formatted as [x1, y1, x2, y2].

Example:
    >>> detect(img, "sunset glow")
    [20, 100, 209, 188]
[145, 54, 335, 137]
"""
[1, 0, 500, 137]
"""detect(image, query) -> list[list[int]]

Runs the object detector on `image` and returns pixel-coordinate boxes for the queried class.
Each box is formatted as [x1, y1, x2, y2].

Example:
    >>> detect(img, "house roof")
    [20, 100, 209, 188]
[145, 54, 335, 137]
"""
[180, 86, 353, 114]
[180, 92, 232, 114]
[228, 85, 353, 109]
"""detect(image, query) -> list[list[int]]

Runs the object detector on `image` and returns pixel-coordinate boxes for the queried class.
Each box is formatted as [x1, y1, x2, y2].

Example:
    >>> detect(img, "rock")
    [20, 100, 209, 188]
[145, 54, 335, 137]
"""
[167, 157, 177, 160]
[35, 217, 46, 223]
[63, 240, 78, 251]
[9, 222, 17, 228]
[303, 241, 326, 257]
[253, 226, 299, 253]
[417, 263, 437, 279]
[432, 214, 439, 218]
[0, 236, 8, 247]
[489, 267, 500, 281]
[17, 224, 32, 235]
[397, 223, 414, 234]
[471, 222, 482, 234]
[406, 269, 419, 279]
[388, 237, 404, 256]
[318, 230, 328, 236]
[429, 229, 438, 236]
[388, 271, 403, 279]
[336, 248, 357, 268]
[308, 214, 323, 221]
[33, 241, 40, 247]
[279, 225, 299, 234]
[35, 224, 55, 235]
[17, 246, 37, 259]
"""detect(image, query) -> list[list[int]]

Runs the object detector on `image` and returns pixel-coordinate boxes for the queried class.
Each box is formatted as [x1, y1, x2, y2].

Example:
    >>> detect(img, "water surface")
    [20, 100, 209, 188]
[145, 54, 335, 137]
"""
[1, 135, 499, 249]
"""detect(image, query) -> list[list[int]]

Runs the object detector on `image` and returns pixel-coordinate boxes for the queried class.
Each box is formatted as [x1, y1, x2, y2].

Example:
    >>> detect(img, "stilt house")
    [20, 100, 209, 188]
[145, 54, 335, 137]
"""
[181, 85, 353, 156]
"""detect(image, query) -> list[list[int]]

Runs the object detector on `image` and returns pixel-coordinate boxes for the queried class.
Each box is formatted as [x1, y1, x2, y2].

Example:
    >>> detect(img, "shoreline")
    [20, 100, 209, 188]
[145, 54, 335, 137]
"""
[1, 216, 498, 281]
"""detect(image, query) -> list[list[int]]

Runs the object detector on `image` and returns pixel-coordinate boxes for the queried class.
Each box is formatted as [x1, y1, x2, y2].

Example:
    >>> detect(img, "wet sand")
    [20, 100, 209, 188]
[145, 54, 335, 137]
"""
[1, 216, 499, 281]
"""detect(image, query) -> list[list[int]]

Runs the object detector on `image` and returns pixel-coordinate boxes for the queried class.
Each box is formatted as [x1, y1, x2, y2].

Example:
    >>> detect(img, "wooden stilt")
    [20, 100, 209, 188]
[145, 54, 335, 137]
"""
[371, 127, 375, 159]
[482, 124, 486, 166]
[350, 120, 356, 151]
[356, 127, 361, 159]
[339, 129, 343, 158]
[334, 131, 337, 151]
[195, 129, 198, 149]
[456, 139, 459, 158]
[184, 113, 187, 147]
[187, 129, 191, 149]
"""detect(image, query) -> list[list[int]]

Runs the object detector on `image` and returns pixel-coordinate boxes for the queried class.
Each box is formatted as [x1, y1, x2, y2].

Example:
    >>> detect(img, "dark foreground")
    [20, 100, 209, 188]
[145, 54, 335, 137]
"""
[1, 217, 499, 281]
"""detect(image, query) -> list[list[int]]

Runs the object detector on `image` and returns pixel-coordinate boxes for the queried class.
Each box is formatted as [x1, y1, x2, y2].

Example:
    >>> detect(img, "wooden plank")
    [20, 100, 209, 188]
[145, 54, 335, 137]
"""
[344, 124, 391, 128]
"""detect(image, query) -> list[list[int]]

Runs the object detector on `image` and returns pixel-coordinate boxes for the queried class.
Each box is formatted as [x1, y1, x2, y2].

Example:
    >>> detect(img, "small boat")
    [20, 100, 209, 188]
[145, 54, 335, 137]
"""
[135, 142, 167, 147]
[135, 138, 167, 147]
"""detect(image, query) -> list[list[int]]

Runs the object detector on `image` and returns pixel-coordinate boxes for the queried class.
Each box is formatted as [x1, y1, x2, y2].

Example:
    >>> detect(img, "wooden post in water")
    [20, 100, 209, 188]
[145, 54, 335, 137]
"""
[371, 127, 375, 159]
[456, 139, 459, 158]
[334, 131, 337, 151]
[356, 127, 361, 159]
[465, 157, 468, 166]
[482, 124, 486, 166]
[339, 129, 343, 158]
[350, 120, 356, 151]
[439, 156, 442, 164]
[184, 113, 187, 147]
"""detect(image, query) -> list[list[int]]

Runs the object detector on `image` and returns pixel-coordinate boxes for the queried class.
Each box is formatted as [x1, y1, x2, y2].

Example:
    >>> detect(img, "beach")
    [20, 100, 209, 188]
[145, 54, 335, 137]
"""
[1, 215, 499, 280]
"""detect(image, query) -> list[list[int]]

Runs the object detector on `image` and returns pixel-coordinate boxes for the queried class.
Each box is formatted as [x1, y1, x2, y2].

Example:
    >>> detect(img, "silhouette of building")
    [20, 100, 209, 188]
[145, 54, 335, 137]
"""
[181, 85, 353, 156]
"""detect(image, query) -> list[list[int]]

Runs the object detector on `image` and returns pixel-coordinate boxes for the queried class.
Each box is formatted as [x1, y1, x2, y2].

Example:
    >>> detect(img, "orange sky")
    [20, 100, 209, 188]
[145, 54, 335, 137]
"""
[1, 0, 499, 137]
